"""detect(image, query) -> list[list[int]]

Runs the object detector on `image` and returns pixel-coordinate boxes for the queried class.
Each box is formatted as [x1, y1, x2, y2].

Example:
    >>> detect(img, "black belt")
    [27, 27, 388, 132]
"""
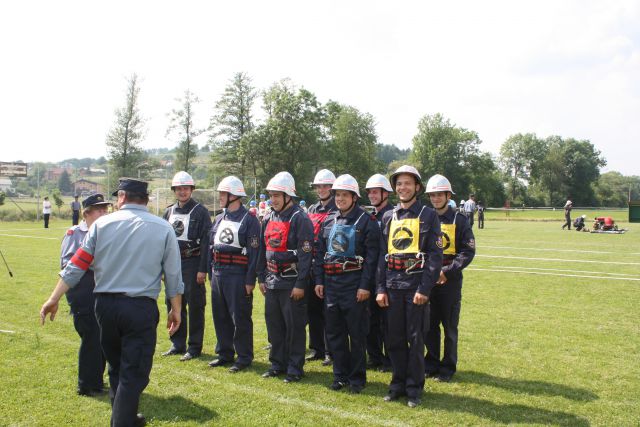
[180, 248, 201, 259]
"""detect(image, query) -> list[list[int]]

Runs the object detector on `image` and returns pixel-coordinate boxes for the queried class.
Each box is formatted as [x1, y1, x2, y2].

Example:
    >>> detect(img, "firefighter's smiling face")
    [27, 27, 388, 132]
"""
[174, 185, 193, 204]
[334, 190, 356, 212]
[395, 173, 420, 203]
[269, 191, 286, 211]
[314, 184, 332, 201]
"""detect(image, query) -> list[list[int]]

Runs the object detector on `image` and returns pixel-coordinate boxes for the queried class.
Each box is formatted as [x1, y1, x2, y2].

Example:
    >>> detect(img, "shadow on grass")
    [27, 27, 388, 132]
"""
[456, 370, 598, 402]
[141, 394, 218, 424]
[424, 392, 589, 426]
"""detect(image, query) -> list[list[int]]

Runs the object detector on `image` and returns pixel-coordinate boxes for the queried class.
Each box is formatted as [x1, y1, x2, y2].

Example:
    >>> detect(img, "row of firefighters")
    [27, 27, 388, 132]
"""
[63, 165, 476, 408]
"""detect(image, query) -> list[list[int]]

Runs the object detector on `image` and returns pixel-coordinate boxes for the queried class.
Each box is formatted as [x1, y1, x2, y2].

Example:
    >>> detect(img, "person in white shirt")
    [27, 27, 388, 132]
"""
[43, 196, 52, 228]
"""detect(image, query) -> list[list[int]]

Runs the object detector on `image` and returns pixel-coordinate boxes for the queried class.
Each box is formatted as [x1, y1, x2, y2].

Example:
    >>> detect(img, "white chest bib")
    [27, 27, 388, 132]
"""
[169, 204, 199, 242]
[214, 212, 248, 249]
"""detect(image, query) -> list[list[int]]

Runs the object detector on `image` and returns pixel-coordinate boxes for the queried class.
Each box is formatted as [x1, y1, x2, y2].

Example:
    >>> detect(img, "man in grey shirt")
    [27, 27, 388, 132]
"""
[41, 178, 184, 427]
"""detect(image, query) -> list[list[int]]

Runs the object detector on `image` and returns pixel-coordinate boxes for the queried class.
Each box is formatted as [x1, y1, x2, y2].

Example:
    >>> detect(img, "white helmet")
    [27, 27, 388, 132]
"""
[217, 176, 247, 197]
[312, 169, 336, 186]
[425, 174, 455, 194]
[266, 171, 297, 197]
[365, 174, 393, 193]
[389, 165, 423, 192]
[171, 171, 195, 189]
[332, 174, 360, 198]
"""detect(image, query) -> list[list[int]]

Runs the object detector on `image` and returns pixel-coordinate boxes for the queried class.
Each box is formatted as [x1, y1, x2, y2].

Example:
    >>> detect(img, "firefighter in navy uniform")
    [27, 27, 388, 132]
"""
[376, 165, 443, 408]
[364, 173, 394, 372]
[424, 174, 475, 383]
[207, 176, 261, 372]
[314, 175, 380, 393]
[162, 171, 212, 361]
[60, 193, 111, 396]
[305, 169, 338, 365]
[257, 172, 315, 383]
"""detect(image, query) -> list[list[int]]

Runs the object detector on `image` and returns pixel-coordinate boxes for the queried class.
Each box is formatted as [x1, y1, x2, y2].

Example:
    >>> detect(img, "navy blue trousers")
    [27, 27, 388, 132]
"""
[166, 257, 206, 355]
[425, 285, 461, 377]
[73, 313, 106, 391]
[265, 288, 307, 376]
[385, 289, 427, 399]
[324, 283, 369, 387]
[95, 294, 159, 427]
[211, 268, 254, 366]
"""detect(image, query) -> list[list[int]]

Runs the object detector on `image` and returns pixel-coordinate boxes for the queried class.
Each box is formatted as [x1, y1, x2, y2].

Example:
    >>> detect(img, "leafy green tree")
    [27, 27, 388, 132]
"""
[377, 144, 410, 167]
[209, 72, 258, 180]
[594, 172, 634, 207]
[410, 113, 481, 197]
[52, 191, 64, 215]
[58, 170, 72, 194]
[253, 80, 326, 197]
[106, 74, 149, 185]
[466, 152, 507, 207]
[499, 133, 547, 203]
[324, 101, 381, 184]
[167, 89, 204, 173]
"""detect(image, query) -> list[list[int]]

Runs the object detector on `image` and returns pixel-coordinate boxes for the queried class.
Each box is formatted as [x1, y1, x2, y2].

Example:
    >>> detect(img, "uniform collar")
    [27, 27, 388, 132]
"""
[223, 205, 247, 219]
[120, 204, 148, 212]
[176, 198, 196, 210]
[439, 206, 456, 221]
[395, 200, 423, 214]
[336, 205, 362, 220]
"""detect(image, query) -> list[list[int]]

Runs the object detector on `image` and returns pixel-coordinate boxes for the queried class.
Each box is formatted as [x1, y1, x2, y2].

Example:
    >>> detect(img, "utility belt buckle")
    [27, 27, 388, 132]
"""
[280, 263, 298, 278]
[342, 256, 363, 272]
[405, 254, 425, 275]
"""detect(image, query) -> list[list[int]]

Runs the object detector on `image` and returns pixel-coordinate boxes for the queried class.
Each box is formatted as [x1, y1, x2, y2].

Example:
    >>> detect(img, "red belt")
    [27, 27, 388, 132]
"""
[386, 255, 424, 273]
[213, 251, 248, 266]
[323, 261, 362, 275]
[267, 260, 298, 277]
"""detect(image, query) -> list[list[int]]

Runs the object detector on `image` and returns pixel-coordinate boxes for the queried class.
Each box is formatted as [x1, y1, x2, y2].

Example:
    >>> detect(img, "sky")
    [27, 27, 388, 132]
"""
[1, 0, 639, 175]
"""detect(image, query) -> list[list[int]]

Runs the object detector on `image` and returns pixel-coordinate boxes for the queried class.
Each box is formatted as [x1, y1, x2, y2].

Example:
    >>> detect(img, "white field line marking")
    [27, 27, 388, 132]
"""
[476, 254, 640, 266]
[0, 329, 15, 334]
[0, 233, 59, 240]
[467, 267, 640, 281]
[475, 265, 640, 277]
[482, 245, 640, 256]
[0, 227, 66, 232]
[170, 371, 401, 427]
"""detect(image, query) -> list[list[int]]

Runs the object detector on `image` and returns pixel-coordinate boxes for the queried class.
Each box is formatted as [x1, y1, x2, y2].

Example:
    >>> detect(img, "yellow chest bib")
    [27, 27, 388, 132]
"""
[387, 206, 426, 255]
[440, 223, 457, 255]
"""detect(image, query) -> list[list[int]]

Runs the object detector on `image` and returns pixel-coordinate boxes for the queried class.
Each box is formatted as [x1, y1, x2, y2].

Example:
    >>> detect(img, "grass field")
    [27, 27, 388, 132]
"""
[0, 217, 638, 426]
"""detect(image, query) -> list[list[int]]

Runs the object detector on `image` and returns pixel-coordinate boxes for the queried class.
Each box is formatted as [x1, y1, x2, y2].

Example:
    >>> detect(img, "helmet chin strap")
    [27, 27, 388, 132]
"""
[373, 194, 388, 208]
[225, 195, 240, 209]
[275, 195, 292, 213]
[340, 194, 357, 214]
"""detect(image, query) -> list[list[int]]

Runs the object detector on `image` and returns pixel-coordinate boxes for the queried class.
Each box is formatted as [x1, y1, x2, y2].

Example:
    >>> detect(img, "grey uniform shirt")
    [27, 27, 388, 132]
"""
[59, 204, 184, 299]
[60, 221, 89, 269]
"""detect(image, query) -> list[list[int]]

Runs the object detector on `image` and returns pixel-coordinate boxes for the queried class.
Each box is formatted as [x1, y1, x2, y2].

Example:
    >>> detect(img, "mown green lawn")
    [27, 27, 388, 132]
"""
[0, 218, 638, 426]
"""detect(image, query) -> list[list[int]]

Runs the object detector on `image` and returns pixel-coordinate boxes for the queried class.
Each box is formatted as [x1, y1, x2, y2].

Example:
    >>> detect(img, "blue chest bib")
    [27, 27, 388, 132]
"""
[326, 212, 366, 258]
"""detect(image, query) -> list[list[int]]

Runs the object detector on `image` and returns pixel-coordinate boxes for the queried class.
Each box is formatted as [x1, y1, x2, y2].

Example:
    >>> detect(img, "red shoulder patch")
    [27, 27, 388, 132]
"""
[66, 229, 74, 235]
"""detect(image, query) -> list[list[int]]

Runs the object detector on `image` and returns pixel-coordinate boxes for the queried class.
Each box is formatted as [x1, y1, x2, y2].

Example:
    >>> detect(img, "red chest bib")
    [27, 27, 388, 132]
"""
[308, 212, 329, 239]
[265, 221, 292, 252]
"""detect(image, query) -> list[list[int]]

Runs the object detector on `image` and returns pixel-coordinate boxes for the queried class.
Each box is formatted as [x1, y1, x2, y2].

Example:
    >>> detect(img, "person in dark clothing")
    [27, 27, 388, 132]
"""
[573, 214, 587, 231]
[257, 172, 315, 383]
[314, 174, 380, 393]
[561, 200, 573, 230]
[376, 165, 443, 408]
[364, 173, 394, 372]
[60, 193, 111, 396]
[71, 195, 81, 226]
[424, 174, 475, 383]
[162, 171, 212, 361]
[207, 176, 261, 372]
[305, 169, 338, 366]
[477, 201, 485, 229]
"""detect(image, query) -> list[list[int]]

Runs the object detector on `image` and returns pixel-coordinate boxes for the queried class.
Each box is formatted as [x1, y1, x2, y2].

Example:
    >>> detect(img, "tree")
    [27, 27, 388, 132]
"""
[58, 170, 72, 195]
[377, 143, 410, 167]
[410, 113, 481, 197]
[106, 74, 149, 185]
[324, 101, 381, 184]
[466, 152, 507, 207]
[209, 72, 258, 180]
[52, 191, 64, 215]
[253, 80, 326, 198]
[167, 89, 204, 173]
[0, 191, 5, 206]
[499, 133, 547, 204]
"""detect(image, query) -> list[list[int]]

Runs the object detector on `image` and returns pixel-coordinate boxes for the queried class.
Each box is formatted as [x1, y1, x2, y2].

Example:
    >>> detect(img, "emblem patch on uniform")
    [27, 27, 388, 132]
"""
[250, 236, 259, 248]
[219, 227, 235, 244]
[66, 229, 74, 235]
[391, 226, 414, 250]
[436, 235, 444, 249]
[468, 239, 476, 249]
[302, 240, 313, 253]
[172, 220, 184, 237]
